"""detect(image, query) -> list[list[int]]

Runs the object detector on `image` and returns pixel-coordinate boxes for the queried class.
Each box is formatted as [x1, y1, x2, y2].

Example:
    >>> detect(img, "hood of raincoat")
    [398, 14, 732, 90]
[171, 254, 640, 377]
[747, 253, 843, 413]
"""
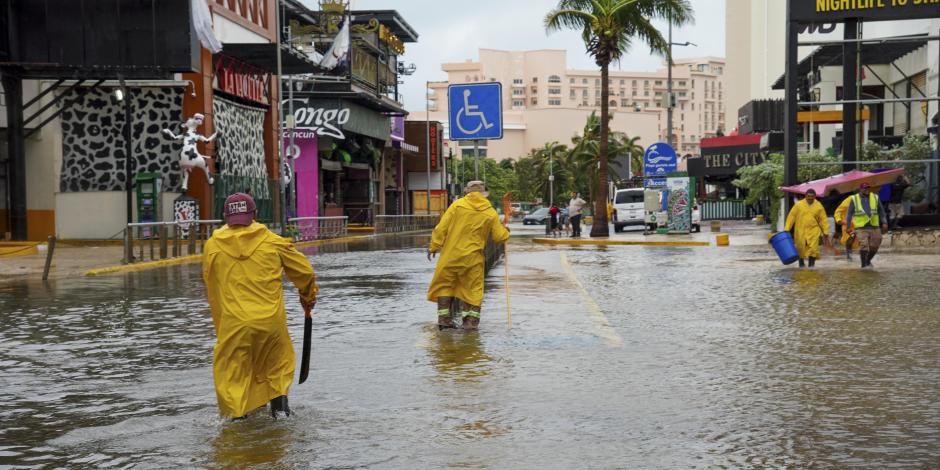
[460, 192, 494, 212]
[210, 222, 271, 260]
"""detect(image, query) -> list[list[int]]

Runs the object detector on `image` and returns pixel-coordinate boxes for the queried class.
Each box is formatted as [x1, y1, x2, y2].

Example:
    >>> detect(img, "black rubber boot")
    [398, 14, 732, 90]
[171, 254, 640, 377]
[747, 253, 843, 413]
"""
[860, 251, 869, 268]
[808, 257, 816, 268]
[798, 258, 805, 268]
[867, 249, 877, 267]
[845, 246, 852, 260]
[270, 395, 290, 418]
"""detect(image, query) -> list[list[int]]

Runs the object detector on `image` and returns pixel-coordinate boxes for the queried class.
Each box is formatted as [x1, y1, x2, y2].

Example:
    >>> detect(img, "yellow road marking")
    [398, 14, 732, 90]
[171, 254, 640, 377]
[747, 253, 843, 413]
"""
[560, 252, 623, 348]
[535, 238, 709, 247]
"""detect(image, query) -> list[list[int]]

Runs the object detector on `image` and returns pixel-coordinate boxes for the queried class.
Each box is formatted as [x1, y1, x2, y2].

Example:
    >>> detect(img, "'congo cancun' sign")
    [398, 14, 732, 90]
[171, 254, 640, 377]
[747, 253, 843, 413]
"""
[791, 0, 940, 23]
[282, 98, 392, 142]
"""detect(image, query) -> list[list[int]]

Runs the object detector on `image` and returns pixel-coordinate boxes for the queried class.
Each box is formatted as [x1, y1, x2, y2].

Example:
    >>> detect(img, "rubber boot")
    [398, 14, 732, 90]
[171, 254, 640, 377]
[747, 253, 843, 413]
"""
[438, 308, 456, 330]
[270, 395, 290, 419]
[860, 251, 869, 268]
[845, 246, 852, 261]
[808, 257, 816, 268]
[462, 315, 480, 330]
[798, 258, 805, 268]
[867, 249, 877, 267]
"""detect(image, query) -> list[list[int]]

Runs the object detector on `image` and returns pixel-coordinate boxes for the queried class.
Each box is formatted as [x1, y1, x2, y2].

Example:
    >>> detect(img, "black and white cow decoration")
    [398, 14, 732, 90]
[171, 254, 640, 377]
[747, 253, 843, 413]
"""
[162, 113, 218, 191]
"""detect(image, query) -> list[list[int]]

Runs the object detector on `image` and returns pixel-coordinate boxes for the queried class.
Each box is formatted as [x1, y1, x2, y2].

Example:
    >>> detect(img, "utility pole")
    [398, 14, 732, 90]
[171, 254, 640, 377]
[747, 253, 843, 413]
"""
[667, 19, 673, 148]
[425, 81, 432, 214]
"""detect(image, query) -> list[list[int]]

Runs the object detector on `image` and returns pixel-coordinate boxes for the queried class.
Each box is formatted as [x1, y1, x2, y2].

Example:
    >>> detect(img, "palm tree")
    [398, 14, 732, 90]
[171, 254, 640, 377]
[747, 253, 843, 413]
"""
[546, 0, 693, 236]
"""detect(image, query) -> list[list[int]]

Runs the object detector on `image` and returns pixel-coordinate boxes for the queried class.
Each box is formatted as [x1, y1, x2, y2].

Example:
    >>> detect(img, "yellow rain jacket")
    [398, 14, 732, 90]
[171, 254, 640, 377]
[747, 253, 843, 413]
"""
[427, 192, 510, 308]
[833, 196, 860, 248]
[784, 198, 829, 259]
[203, 222, 318, 418]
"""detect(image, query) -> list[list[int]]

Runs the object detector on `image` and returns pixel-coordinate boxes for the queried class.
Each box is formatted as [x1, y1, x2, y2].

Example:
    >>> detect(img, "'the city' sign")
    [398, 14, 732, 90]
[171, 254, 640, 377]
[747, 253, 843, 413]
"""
[791, 0, 940, 23]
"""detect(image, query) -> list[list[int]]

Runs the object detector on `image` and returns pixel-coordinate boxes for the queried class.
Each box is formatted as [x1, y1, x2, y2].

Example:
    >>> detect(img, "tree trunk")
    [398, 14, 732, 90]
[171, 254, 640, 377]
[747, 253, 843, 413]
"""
[591, 61, 610, 237]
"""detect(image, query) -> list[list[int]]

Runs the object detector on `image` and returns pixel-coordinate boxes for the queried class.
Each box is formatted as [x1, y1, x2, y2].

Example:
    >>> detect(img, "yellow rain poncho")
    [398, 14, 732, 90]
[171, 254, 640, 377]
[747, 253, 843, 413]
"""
[784, 198, 829, 259]
[203, 222, 318, 418]
[833, 195, 860, 248]
[427, 192, 510, 308]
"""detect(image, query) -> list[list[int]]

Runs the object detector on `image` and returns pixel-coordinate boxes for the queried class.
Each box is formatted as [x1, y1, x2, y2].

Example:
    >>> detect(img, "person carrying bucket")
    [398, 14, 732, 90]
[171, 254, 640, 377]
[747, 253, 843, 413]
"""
[845, 182, 888, 268]
[833, 194, 859, 260]
[784, 188, 829, 268]
[427, 181, 510, 330]
[203, 192, 319, 419]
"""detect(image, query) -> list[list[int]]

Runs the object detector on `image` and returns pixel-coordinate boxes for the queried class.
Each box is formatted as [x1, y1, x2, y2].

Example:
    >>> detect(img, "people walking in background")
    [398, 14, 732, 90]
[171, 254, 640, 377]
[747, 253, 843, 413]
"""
[784, 189, 829, 268]
[568, 192, 587, 238]
[203, 192, 318, 419]
[549, 203, 561, 238]
[833, 194, 857, 260]
[561, 207, 570, 237]
[427, 181, 510, 330]
[846, 182, 888, 268]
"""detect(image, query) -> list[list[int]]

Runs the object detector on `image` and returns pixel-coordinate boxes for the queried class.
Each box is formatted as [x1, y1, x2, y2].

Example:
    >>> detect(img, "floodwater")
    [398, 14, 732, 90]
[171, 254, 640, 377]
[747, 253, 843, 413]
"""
[1, 231, 939, 468]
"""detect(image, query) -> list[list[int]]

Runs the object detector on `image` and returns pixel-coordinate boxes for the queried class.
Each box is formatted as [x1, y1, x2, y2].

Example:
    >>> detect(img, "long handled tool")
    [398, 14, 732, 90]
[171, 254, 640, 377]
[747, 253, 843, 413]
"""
[298, 303, 313, 384]
[504, 241, 512, 330]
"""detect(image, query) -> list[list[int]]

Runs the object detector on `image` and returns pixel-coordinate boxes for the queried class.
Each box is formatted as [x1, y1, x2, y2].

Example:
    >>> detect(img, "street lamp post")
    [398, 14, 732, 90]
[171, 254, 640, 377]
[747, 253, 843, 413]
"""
[666, 17, 696, 150]
[549, 150, 554, 207]
[425, 81, 432, 215]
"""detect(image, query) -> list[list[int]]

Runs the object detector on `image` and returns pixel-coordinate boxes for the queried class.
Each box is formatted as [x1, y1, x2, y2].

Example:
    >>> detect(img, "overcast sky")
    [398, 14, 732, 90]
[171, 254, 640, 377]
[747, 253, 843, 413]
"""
[303, 0, 725, 112]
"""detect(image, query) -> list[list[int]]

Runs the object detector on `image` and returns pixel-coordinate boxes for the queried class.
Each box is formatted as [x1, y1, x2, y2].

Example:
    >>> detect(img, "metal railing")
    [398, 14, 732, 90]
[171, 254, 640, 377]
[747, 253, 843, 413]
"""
[288, 216, 348, 242]
[374, 215, 439, 233]
[124, 219, 224, 264]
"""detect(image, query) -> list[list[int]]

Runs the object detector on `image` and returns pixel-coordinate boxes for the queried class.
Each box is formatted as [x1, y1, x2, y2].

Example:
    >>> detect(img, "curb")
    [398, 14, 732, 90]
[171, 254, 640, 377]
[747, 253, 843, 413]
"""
[533, 237, 710, 247]
[0, 242, 41, 258]
[82, 230, 432, 277]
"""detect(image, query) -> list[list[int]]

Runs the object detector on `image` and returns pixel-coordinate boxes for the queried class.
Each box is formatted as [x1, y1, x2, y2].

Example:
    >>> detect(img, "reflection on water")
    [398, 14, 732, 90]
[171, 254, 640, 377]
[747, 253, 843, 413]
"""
[2, 234, 940, 468]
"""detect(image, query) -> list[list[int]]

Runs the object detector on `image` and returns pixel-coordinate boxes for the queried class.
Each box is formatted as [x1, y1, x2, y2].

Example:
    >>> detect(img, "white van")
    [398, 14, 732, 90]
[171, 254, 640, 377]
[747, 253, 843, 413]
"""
[612, 188, 645, 233]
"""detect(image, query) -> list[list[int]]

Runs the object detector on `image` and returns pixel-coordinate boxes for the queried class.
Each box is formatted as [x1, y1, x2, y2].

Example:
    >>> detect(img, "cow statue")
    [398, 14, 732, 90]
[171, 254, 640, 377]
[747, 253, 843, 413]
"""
[162, 113, 218, 191]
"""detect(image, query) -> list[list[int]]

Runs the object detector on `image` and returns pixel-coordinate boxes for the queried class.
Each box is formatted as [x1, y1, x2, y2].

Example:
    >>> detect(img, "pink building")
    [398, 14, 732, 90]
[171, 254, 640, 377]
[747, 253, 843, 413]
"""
[411, 49, 727, 165]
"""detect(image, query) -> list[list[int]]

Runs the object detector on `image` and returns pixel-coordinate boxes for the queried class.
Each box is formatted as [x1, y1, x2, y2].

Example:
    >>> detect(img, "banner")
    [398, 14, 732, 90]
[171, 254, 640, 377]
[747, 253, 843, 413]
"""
[666, 177, 692, 233]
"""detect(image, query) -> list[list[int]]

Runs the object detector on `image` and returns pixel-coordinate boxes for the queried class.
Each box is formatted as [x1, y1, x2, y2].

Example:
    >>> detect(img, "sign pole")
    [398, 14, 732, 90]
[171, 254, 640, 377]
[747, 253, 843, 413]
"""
[474, 139, 479, 180]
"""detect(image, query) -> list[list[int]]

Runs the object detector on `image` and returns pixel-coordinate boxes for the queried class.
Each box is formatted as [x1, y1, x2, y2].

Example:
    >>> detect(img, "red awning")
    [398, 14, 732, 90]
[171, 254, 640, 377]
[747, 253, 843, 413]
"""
[780, 168, 905, 196]
[700, 133, 764, 149]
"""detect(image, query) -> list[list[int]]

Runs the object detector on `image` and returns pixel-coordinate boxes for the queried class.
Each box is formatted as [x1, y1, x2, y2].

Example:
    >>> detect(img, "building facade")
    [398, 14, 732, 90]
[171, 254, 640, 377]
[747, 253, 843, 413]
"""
[411, 49, 727, 162]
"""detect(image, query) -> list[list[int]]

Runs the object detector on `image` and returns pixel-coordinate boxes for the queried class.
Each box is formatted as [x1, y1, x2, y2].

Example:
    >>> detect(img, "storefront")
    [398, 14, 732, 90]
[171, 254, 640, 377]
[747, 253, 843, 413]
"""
[687, 132, 782, 199]
[403, 120, 446, 214]
[283, 96, 392, 224]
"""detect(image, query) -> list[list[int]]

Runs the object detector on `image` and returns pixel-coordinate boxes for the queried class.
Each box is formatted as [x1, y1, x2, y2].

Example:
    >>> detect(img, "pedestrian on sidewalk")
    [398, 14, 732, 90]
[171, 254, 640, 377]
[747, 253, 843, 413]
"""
[784, 189, 829, 268]
[568, 192, 587, 238]
[846, 182, 888, 268]
[833, 194, 858, 260]
[549, 203, 561, 238]
[427, 181, 510, 330]
[203, 192, 318, 419]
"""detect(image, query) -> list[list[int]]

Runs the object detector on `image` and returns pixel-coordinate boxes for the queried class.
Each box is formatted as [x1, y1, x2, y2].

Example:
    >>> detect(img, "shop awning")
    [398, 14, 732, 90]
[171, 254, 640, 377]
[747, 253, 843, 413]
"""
[780, 168, 904, 196]
[771, 35, 927, 90]
[221, 43, 323, 75]
[798, 108, 870, 124]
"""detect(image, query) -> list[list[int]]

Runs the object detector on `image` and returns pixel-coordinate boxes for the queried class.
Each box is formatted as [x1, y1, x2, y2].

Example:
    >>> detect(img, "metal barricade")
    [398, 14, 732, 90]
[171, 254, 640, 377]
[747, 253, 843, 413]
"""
[288, 216, 348, 242]
[124, 220, 223, 264]
[374, 215, 440, 234]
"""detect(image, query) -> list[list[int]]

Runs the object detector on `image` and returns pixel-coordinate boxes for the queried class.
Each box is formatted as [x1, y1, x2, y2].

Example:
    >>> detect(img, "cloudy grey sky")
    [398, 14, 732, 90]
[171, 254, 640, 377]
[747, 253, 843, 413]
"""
[304, 0, 725, 112]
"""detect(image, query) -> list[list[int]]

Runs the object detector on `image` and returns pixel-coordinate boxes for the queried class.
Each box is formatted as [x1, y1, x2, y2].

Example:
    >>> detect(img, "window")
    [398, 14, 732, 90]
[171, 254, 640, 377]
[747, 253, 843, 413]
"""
[621, 99, 628, 107]
[620, 79, 625, 85]
[644, 90, 649, 96]
[655, 91, 662, 97]
[692, 79, 695, 88]
[678, 81, 686, 87]
[582, 100, 588, 106]
[531, 86, 537, 93]
[549, 88, 561, 95]
[570, 77, 575, 84]
[533, 77, 538, 83]
[465, 75, 471, 82]
[549, 99, 561, 106]
[512, 78, 523, 85]
[582, 78, 588, 84]
[680, 103, 685, 110]
[473, 75, 478, 81]
[512, 89, 524, 96]
[512, 99, 524, 107]
[548, 75, 561, 83]
[632, 80, 637, 86]
[644, 80, 649, 87]
[632, 90, 637, 96]
[655, 80, 663, 86]
[595, 89, 600, 97]
[678, 91, 687, 97]
[582, 89, 588, 97]
[531, 98, 538, 105]
[691, 103, 695, 110]
[644, 102, 649, 108]
[570, 89, 576, 98]
[610, 100, 617, 106]
[595, 78, 600, 86]
[595, 99, 601, 106]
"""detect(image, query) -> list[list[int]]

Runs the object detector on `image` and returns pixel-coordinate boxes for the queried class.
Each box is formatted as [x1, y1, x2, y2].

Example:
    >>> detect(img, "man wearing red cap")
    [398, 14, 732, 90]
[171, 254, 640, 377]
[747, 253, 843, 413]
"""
[846, 182, 888, 268]
[203, 192, 318, 418]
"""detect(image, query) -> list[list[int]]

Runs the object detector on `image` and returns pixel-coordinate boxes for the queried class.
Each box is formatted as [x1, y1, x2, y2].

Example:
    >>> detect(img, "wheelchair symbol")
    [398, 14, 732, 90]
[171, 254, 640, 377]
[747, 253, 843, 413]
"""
[455, 89, 494, 135]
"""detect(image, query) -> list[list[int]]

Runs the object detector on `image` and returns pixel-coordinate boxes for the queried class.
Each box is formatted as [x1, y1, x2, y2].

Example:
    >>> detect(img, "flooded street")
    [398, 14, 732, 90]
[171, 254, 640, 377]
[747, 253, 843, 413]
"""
[2, 231, 940, 468]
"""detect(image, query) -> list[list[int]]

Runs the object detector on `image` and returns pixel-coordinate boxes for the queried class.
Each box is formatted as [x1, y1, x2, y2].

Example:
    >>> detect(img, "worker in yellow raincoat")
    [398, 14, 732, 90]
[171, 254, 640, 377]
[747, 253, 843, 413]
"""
[784, 188, 829, 268]
[427, 181, 510, 330]
[833, 194, 859, 260]
[203, 192, 318, 419]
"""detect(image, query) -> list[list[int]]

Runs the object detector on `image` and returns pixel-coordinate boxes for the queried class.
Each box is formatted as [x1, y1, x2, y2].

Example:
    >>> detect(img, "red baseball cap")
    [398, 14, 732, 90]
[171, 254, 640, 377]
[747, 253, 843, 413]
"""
[224, 192, 256, 226]
[859, 182, 872, 189]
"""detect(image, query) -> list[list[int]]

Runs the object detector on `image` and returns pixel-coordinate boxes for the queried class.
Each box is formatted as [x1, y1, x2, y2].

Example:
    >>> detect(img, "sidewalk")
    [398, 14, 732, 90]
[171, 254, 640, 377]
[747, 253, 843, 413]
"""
[0, 244, 125, 283]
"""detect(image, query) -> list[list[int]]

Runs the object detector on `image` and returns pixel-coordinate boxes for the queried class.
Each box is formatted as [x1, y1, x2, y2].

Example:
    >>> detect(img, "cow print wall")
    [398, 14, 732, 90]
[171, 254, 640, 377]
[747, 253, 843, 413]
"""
[59, 87, 184, 192]
[212, 95, 268, 180]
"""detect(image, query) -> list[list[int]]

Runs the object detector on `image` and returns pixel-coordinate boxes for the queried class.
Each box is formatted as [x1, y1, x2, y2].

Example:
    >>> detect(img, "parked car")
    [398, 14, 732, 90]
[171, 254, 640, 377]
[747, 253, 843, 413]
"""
[612, 188, 645, 232]
[523, 207, 550, 225]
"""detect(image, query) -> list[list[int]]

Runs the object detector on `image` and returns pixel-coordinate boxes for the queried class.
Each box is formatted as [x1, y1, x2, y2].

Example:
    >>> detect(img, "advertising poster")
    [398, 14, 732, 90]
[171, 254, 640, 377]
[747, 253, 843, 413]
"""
[666, 177, 691, 233]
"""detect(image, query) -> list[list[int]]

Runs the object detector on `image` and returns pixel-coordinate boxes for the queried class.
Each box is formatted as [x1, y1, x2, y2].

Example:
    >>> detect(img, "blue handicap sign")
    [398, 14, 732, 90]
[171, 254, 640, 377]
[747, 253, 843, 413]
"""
[448, 83, 503, 140]
[643, 143, 677, 177]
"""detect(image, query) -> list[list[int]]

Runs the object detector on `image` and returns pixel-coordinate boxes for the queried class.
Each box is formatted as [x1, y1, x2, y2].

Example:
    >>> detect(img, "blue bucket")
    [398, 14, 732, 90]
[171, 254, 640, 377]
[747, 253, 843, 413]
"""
[769, 231, 799, 265]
